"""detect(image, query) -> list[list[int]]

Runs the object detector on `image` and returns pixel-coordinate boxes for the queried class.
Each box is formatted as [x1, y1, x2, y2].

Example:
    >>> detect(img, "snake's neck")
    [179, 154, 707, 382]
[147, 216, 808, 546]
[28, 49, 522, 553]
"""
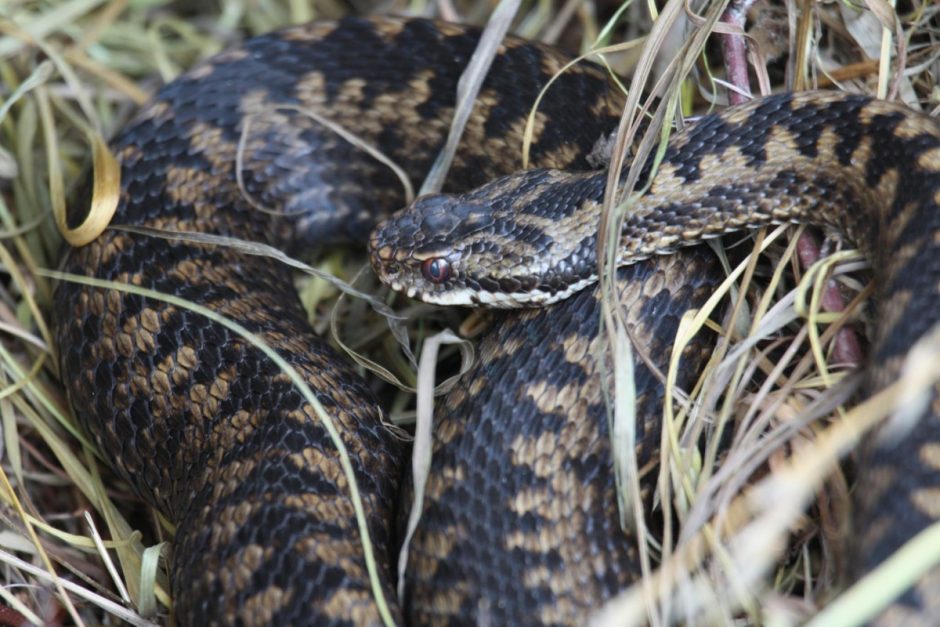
[373, 93, 940, 313]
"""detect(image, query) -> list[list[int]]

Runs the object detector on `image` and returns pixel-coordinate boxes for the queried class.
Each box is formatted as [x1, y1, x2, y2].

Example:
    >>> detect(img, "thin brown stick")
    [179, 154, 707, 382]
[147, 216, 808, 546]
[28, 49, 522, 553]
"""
[720, 0, 757, 105]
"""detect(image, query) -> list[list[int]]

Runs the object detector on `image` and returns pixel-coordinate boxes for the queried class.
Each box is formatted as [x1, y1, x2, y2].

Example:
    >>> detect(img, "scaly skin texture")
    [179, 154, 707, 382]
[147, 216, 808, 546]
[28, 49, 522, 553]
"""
[400, 250, 723, 624]
[54, 14, 940, 626]
[54, 16, 628, 625]
[372, 91, 940, 623]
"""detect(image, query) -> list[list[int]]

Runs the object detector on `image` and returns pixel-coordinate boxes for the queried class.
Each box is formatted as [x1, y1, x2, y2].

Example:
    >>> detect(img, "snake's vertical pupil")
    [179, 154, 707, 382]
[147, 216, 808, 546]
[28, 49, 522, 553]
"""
[421, 258, 451, 283]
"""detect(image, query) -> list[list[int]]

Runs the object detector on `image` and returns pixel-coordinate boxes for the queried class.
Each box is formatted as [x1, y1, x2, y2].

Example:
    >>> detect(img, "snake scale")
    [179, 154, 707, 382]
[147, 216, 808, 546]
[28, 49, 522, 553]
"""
[52, 15, 940, 626]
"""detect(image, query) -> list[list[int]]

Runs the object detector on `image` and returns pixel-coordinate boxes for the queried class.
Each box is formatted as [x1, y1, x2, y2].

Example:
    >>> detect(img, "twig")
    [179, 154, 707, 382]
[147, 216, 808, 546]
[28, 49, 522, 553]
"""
[719, 0, 757, 105]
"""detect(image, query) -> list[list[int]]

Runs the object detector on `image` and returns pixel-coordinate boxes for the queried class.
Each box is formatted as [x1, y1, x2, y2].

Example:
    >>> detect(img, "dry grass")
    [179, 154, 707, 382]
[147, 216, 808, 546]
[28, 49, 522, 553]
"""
[0, 0, 937, 625]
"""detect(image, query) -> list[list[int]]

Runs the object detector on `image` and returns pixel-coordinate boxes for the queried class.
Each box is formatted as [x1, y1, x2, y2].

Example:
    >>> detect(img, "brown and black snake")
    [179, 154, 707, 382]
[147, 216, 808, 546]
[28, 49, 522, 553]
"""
[53, 15, 940, 626]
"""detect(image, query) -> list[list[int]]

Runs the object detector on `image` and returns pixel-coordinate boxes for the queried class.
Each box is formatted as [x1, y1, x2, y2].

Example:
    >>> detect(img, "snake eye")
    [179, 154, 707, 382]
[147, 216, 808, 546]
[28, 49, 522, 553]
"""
[421, 257, 451, 284]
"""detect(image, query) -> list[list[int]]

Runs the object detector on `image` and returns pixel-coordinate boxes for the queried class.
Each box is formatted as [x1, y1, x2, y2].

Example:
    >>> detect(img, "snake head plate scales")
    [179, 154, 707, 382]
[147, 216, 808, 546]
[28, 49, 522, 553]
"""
[54, 13, 940, 627]
[369, 168, 605, 307]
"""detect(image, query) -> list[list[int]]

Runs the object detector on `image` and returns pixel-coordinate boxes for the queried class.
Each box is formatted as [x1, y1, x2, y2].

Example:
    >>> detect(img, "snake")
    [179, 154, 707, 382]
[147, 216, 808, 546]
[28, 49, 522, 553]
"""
[52, 14, 940, 627]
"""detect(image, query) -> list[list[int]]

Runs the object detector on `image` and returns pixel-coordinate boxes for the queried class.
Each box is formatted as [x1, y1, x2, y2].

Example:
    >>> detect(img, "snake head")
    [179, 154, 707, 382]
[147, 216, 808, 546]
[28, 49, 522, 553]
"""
[369, 193, 507, 306]
[369, 169, 601, 308]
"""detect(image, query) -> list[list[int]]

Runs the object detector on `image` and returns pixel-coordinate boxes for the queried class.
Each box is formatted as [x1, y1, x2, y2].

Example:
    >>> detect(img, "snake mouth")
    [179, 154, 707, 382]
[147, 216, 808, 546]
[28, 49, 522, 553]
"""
[413, 275, 600, 308]
[381, 278, 446, 305]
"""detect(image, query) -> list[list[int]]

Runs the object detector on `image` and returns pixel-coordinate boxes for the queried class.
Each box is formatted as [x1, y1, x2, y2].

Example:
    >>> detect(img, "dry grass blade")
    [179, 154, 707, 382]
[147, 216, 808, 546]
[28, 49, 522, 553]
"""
[0, 547, 158, 626]
[57, 132, 119, 246]
[521, 38, 644, 169]
[396, 330, 473, 602]
[420, 0, 521, 194]
[238, 106, 415, 211]
[82, 511, 129, 604]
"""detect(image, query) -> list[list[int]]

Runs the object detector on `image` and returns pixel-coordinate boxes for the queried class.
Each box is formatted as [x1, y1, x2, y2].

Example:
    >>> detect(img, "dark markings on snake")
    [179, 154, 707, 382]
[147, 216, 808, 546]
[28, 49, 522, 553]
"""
[54, 15, 940, 627]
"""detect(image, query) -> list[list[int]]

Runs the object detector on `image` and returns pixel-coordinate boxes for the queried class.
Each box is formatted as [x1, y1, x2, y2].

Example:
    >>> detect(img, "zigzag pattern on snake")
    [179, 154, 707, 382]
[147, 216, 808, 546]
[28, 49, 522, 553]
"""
[53, 15, 940, 626]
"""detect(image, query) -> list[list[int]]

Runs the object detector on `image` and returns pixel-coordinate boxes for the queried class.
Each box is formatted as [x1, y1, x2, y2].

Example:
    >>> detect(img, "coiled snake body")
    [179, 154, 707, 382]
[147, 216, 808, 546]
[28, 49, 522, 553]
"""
[54, 16, 940, 626]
